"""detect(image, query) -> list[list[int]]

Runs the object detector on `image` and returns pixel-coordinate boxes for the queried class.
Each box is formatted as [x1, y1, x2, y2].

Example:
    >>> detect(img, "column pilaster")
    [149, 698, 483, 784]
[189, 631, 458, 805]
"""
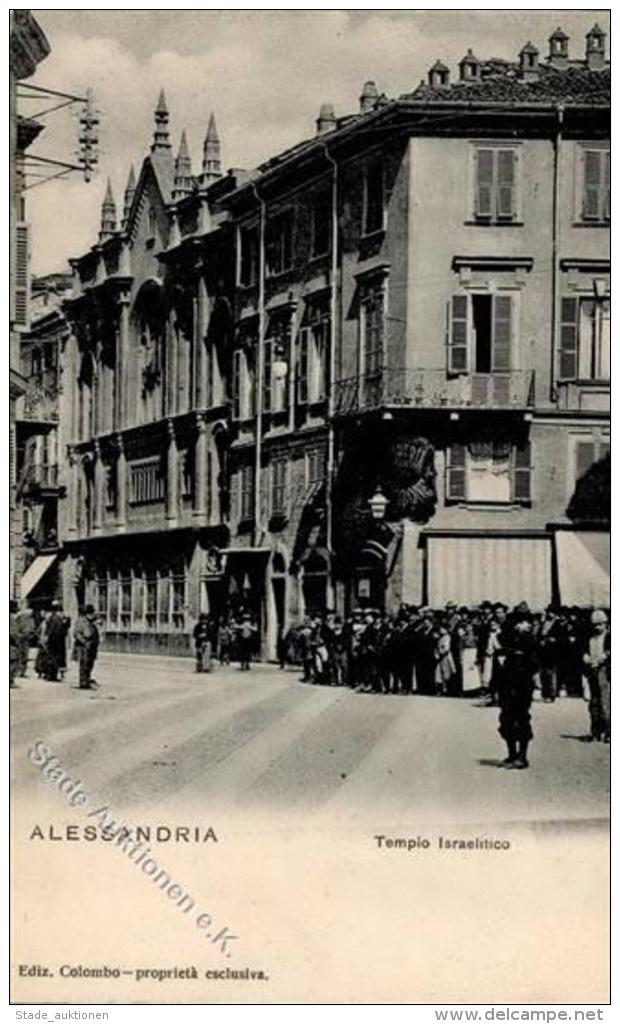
[166, 418, 179, 523]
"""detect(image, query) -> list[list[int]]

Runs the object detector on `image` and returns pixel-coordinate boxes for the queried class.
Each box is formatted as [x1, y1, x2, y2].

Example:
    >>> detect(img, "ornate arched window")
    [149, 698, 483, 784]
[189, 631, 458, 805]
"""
[132, 280, 166, 424]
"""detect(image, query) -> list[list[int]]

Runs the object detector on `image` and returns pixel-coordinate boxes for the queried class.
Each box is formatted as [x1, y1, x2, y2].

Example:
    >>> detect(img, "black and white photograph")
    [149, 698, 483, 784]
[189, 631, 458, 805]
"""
[9, 7, 611, 1008]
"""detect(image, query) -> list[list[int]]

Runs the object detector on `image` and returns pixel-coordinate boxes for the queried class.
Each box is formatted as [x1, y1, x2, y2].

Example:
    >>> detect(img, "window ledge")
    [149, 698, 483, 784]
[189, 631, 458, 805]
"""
[464, 219, 524, 228]
[571, 221, 610, 229]
[445, 500, 531, 510]
[360, 226, 386, 243]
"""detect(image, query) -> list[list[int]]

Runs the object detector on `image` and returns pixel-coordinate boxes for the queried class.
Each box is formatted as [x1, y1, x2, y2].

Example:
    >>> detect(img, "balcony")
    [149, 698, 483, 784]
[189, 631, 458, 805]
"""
[21, 381, 59, 423]
[334, 368, 536, 417]
[19, 462, 60, 495]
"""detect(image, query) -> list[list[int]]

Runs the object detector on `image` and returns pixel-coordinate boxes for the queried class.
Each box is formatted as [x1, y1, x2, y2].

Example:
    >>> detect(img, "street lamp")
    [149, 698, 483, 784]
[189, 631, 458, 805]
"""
[368, 486, 388, 521]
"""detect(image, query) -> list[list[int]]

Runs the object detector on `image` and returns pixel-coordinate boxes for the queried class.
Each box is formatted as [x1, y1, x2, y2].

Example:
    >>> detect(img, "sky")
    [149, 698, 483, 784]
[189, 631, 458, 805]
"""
[26, 9, 610, 276]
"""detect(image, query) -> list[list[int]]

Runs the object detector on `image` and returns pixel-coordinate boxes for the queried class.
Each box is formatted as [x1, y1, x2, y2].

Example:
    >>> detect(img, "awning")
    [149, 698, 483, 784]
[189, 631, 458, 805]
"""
[19, 554, 57, 599]
[555, 530, 610, 607]
[426, 535, 552, 609]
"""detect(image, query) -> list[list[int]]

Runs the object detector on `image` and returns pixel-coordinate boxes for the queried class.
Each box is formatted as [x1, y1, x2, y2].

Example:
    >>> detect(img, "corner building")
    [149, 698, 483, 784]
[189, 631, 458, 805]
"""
[60, 25, 610, 658]
[222, 25, 609, 656]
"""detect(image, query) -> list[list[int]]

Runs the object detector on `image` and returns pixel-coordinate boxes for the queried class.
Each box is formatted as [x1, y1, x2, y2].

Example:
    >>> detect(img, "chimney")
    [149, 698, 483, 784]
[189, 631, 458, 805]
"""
[121, 166, 136, 229]
[518, 41, 539, 82]
[99, 178, 117, 242]
[316, 102, 336, 135]
[151, 88, 171, 151]
[359, 80, 379, 113]
[585, 23, 606, 69]
[548, 27, 569, 67]
[459, 49, 481, 82]
[428, 60, 450, 89]
[201, 113, 221, 184]
[173, 130, 194, 200]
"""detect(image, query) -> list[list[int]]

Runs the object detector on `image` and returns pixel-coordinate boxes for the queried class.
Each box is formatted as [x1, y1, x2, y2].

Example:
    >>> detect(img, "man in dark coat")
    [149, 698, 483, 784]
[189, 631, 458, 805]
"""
[45, 601, 71, 681]
[497, 608, 538, 769]
[193, 614, 212, 673]
[73, 605, 100, 690]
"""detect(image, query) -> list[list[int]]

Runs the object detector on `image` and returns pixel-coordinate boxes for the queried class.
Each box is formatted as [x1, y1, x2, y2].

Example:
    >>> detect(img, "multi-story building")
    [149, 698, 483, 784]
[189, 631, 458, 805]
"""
[59, 24, 610, 658]
[9, 10, 50, 596]
[60, 96, 244, 653]
[223, 23, 609, 655]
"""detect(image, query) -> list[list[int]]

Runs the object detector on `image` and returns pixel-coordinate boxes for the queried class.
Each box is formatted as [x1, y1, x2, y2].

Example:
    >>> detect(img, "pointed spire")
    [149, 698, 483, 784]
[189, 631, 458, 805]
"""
[152, 87, 171, 151]
[99, 177, 117, 241]
[122, 165, 136, 228]
[201, 112, 221, 183]
[173, 130, 194, 200]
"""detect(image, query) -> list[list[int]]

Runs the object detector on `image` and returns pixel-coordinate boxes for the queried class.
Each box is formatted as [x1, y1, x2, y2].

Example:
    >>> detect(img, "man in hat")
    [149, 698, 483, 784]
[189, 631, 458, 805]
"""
[497, 605, 538, 769]
[193, 613, 212, 673]
[238, 612, 257, 671]
[45, 600, 71, 682]
[73, 604, 100, 690]
[583, 609, 610, 742]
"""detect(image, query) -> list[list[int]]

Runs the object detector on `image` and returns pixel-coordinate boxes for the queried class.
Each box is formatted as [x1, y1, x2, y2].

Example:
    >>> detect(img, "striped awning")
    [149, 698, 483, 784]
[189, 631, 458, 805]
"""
[555, 530, 610, 607]
[19, 554, 57, 599]
[426, 535, 552, 609]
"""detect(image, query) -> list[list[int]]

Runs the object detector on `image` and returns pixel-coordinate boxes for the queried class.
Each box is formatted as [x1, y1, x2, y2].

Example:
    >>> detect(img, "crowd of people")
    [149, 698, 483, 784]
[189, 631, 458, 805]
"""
[11, 596, 610, 768]
[275, 601, 610, 764]
[10, 600, 100, 691]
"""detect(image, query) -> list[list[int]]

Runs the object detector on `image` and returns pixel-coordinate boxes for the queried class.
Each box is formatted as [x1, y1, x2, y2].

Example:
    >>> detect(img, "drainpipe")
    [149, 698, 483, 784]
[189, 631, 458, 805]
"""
[251, 183, 266, 543]
[318, 142, 338, 610]
[550, 103, 564, 403]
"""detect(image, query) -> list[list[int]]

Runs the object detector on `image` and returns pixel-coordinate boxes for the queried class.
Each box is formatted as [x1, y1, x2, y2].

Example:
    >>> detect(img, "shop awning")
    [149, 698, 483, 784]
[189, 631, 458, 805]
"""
[19, 554, 57, 599]
[555, 530, 610, 607]
[426, 535, 552, 609]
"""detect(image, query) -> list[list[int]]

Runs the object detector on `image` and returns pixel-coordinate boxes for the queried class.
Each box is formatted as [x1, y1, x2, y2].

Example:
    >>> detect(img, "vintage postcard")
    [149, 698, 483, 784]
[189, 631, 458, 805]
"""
[10, 8, 610, 1006]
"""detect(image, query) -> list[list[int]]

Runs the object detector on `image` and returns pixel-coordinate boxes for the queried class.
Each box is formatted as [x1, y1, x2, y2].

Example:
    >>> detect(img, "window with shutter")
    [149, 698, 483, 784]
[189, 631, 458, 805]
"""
[448, 295, 469, 374]
[232, 350, 242, 420]
[297, 328, 309, 405]
[271, 459, 287, 516]
[492, 295, 512, 371]
[512, 441, 532, 502]
[14, 222, 30, 329]
[474, 149, 517, 222]
[446, 444, 467, 501]
[559, 297, 578, 379]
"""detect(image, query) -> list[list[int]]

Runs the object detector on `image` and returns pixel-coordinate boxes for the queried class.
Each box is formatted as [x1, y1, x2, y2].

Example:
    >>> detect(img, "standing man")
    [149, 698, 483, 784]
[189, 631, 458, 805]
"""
[583, 609, 610, 743]
[73, 604, 100, 691]
[45, 601, 71, 682]
[497, 607, 538, 769]
[14, 601, 35, 679]
[238, 612, 257, 671]
[193, 614, 212, 673]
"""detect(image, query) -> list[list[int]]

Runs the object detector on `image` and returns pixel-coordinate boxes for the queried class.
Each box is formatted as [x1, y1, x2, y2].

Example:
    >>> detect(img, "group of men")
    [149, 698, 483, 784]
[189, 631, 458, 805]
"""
[10, 601, 100, 692]
[280, 601, 611, 766]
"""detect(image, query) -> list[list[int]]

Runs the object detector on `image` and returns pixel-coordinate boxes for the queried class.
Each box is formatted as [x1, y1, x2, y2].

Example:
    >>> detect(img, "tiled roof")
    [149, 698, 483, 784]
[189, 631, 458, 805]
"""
[407, 63, 610, 106]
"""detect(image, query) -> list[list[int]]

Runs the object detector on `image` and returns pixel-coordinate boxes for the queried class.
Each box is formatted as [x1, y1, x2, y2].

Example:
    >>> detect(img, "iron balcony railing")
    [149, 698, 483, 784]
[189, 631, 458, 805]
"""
[20, 462, 60, 491]
[334, 368, 536, 416]
[22, 382, 59, 423]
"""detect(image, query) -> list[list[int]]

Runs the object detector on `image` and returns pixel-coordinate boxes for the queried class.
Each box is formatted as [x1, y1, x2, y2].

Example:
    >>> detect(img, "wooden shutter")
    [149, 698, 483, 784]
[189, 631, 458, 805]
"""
[263, 339, 272, 412]
[512, 441, 532, 502]
[448, 295, 469, 374]
[575, 441, 595, 481]
[559, 297, 578, 379]
[446, 444, 467, 501]
[475, 149, 494, 217]
[297, 327, 309, 405]
[496, 150, 515, 219]
[604, 150, 611, 220]
[14, 222, 31, 329]
[583, 150, 602, 220]
[492, 295, 512, 371]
